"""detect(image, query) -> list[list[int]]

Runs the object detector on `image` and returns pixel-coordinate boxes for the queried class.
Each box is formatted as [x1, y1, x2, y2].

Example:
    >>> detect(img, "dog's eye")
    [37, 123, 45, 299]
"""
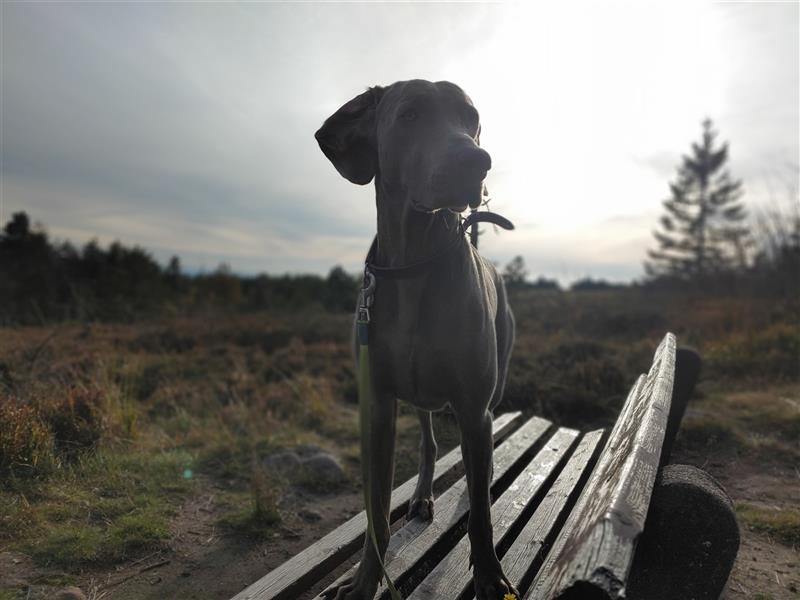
[400, 109, 417, 122]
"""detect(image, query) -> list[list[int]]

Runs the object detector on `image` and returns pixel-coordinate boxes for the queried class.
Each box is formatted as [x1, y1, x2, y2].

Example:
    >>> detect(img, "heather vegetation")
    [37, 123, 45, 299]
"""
[1, 258, 797, 597]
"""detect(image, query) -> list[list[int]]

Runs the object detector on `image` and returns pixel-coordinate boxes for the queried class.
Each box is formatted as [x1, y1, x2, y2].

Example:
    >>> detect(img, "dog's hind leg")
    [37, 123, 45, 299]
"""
[490, 306, 515, 414]
[407, 409, 437, 521]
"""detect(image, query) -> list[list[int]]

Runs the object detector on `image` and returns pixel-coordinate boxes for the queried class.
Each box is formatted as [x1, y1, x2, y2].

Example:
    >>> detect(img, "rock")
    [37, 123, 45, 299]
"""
[628, 464, 739, 600]
[301, 453, 347, 486]
[294, 443, 324, 457]
[264, 447, 347, 489]
[52, 587, 87, 600]
[298, 508, 323, 522]
[263, 450, 301, 475]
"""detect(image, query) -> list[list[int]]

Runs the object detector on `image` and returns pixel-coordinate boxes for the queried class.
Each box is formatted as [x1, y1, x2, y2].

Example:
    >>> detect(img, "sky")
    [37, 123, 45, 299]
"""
[2, 1, 798, 283]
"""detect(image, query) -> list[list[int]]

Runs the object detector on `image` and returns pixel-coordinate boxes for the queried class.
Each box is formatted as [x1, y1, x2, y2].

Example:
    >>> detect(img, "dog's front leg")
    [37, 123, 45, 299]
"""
[323, 392, 397, 600]
[458, 409, 519, 600]
[407, 409, 436, 521]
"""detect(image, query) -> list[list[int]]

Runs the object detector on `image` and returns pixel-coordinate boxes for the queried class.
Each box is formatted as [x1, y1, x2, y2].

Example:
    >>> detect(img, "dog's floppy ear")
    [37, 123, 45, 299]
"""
[315, 86, 384, 185]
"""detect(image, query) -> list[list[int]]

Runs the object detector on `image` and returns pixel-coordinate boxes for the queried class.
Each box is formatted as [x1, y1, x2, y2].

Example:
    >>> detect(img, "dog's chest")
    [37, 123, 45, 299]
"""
[368, 280, 497, 405]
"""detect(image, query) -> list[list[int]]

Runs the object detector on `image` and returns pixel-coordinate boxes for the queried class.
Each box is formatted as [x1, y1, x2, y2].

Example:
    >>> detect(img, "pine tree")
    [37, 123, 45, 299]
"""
[503, 255, 528, 287]
[646, 118, 751, 278]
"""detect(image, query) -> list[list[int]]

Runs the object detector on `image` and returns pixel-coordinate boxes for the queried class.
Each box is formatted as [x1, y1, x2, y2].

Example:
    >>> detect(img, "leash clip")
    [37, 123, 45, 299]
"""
[358, 269, 376, 324]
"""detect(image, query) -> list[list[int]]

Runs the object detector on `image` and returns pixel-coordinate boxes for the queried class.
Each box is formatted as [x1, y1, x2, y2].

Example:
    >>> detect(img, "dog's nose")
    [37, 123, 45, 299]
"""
[458, 147, 492, 177]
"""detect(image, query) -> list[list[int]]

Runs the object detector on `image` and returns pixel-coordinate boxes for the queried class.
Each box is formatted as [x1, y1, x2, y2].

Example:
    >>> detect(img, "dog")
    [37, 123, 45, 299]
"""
[315, 79, 517, 600]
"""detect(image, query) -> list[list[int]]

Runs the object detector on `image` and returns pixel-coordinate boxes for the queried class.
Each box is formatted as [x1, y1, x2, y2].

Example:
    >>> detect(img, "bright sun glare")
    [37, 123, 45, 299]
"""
[437, 2, 733, 265]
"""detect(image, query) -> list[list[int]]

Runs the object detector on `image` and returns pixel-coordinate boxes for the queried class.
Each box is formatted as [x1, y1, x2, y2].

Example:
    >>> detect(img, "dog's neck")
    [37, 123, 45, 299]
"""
[374, 177, 463, 268]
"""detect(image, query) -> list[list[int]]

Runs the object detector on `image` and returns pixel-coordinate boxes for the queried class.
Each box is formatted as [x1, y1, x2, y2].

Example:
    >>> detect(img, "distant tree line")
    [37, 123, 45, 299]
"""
[501, 256, 624, 292]
[0, 212, 359, 325]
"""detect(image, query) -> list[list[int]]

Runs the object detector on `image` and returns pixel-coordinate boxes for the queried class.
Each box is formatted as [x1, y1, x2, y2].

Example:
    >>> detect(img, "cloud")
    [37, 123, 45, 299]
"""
[1, 2, 797, 284]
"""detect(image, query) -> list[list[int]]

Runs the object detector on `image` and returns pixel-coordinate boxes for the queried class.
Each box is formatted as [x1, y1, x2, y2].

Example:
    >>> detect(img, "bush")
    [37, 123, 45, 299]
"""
[44, 387, 104, 458]
[0, 400, 55, 480]
[503, 339, 630, 428]
[706, 322, 800, 380]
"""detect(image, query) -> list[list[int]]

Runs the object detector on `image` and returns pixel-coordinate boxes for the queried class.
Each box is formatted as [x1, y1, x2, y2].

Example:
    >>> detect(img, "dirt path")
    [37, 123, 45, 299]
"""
[98, 486, 364, 600]
[682, 458, 800, 599]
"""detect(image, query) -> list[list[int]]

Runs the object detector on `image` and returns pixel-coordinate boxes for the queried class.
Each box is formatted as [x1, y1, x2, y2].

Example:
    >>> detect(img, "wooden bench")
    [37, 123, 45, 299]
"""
[231, 333, 732, 600]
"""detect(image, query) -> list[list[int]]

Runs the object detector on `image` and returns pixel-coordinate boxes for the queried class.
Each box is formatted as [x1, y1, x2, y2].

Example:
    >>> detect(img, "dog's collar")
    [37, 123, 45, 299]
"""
[364, 211, 514, 280]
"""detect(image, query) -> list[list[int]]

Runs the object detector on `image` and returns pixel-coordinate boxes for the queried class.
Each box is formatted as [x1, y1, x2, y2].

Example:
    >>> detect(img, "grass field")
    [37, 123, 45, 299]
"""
[0, 287, 798, 599]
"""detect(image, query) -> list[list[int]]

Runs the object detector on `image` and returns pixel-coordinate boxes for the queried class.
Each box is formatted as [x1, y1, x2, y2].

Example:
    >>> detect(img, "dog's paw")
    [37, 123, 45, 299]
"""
[321, 576, 376, 600]
[472, 564, 519, 600]
[406, 496, 434, 522]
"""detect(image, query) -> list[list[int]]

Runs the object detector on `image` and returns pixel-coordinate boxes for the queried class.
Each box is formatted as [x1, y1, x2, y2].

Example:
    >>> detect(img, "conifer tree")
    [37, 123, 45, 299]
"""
[646, 118, 751, 278]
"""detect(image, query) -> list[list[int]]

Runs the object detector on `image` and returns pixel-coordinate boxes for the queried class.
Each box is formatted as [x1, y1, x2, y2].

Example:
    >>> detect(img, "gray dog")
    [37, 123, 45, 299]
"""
[315, 79, 517, 600]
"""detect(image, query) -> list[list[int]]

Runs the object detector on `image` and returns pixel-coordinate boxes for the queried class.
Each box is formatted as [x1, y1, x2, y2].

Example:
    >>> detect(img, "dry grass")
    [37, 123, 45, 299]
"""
[736, 503, 800, 547]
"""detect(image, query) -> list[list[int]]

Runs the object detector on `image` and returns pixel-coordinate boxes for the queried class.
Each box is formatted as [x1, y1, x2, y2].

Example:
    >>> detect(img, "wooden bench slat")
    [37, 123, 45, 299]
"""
[231, 410, 524, 600]
[500, 429, 605, 593]
[314, 416, 554, 600]
[407, 427, 580, 600]
[527, 333, 676, 600]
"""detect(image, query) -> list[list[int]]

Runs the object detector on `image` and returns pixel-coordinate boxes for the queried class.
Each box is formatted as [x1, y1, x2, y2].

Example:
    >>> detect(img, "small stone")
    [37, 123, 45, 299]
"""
[52, 587, 87, 600]
[299, 508, 323, 522]
[301, 453, 347, 485]
[263, 451, 301, 475]
[149, 576, 162, 585]
[294, 443, 324, 457]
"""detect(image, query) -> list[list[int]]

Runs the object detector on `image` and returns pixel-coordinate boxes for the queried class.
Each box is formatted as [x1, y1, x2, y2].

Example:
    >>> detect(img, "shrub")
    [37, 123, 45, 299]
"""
[218, 465, 281, 540]
[504, 339, 629, 427]
[44, 387, 104, 458]
[0, 400, 55, 480]
[706, 322, 800, 380]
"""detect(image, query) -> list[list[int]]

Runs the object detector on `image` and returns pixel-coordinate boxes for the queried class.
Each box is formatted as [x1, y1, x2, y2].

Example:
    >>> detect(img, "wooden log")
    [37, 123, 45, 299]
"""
[408, 427, 581, 600]
[314, 416, 553, 600]
[231, 410, 524, 600]
[626, 464, 739, 600]
[527, 333, 676, 600]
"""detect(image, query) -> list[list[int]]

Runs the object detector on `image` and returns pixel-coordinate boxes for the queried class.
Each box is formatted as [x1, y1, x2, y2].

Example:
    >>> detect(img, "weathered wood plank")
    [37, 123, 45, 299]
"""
[408, 427, 580, 600]
[314, 416, 554, 600]
[231, 411, 524, 600]
[527, 333, 676, 600]
[501, 430, 605, 594]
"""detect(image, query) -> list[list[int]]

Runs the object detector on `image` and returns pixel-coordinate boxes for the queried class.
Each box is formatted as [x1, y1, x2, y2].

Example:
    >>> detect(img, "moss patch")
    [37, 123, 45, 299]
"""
[736, 503, 800, 547]
[1, 448, 192, 569]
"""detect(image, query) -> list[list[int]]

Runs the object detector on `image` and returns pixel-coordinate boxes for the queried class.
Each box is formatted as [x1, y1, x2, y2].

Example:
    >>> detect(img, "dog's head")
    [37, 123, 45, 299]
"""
[315, 79, 490, 213]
